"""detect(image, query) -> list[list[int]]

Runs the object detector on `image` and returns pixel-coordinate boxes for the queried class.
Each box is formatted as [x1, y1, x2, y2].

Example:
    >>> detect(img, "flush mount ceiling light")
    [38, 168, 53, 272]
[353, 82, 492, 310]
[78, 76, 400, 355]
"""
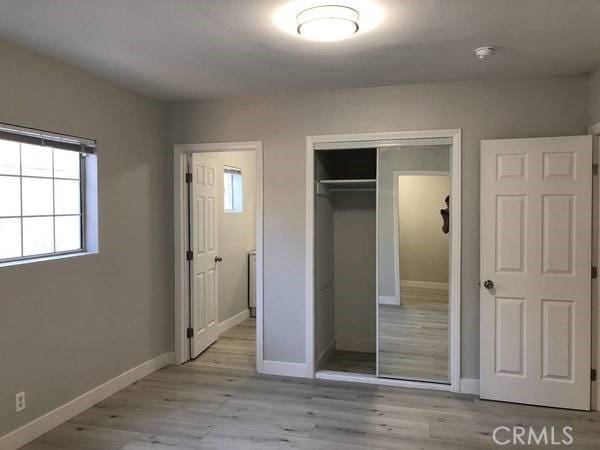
[274, 1, 383, 42]
[297, 5, 359, 42]
[474, 46, 497, 60]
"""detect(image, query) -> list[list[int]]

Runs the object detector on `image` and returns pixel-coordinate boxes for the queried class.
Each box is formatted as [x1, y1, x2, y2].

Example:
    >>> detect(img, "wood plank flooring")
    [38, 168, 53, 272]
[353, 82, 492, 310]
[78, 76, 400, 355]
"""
[379, 286, 449, 382]
[321, 350, 376, 375]
[23, 318, 600, 449]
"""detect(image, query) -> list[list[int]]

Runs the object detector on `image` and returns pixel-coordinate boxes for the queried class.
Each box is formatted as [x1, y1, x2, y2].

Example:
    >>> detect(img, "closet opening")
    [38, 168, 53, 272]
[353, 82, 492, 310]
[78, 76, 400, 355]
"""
[307, 130, 462, 392]
[315, 148, 377, 375]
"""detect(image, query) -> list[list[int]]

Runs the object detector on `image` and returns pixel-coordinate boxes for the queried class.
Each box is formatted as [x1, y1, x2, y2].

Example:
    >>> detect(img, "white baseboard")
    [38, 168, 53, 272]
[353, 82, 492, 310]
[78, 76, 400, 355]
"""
[317, 339, 336, 368]
[262, 360, 309, 378]
[336, 337, 375, 353]
[401, 280, 449, 290]
[378, 295, 400, 305]
[0, 352, 172, 450]
[316, 370, 452, 392]
[218, 309, 250, 335]
[460, 378, 480, 395]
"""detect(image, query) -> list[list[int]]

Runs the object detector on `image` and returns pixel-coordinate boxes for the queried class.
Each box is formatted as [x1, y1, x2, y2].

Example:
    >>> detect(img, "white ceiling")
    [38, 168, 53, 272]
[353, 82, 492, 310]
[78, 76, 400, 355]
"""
[0, 0, 599, 101]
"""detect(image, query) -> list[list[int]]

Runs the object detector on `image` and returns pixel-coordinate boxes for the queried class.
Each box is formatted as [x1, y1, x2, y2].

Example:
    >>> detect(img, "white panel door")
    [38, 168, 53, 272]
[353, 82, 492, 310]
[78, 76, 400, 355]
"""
[190, 153, 219, 358]
[480, 136, 592, 410]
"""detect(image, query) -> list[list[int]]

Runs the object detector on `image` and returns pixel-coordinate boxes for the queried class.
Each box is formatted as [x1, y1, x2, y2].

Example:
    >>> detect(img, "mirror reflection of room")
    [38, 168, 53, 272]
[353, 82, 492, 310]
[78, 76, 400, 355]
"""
[377, 145, 450, 383]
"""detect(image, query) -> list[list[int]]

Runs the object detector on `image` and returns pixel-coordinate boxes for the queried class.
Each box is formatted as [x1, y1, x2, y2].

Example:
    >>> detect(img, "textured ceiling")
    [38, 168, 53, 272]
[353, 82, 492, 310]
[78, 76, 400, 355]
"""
[0, 0, 598, 100]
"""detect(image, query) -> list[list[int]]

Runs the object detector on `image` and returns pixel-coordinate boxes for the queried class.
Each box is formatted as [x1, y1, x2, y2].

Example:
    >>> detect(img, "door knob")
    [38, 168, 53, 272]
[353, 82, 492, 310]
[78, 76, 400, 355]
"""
[215, 256, 223, 263]
[483, 280, 494, 289]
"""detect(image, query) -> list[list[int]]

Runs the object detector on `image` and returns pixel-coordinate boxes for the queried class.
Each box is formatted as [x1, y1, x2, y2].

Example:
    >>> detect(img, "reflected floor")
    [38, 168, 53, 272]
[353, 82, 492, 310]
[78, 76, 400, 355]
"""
[379, 285, 449, 382]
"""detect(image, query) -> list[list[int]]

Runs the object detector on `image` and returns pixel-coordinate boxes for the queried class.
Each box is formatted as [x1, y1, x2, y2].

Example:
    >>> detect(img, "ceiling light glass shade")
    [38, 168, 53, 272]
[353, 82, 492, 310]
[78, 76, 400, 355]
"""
[296, 5, 359, 42]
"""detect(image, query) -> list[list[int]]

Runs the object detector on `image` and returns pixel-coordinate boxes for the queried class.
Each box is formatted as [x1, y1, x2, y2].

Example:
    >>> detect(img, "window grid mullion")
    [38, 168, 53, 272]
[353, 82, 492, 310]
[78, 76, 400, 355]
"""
[0, 214, 82, 219]
[51, 148, 56, 253]
[1, 141, 85, 263]
[19, 143, 23, 258]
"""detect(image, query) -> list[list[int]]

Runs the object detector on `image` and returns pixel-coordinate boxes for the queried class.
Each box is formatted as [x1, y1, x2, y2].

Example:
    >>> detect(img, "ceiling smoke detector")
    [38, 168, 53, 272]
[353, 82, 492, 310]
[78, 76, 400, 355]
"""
[474, 46, 496, 60]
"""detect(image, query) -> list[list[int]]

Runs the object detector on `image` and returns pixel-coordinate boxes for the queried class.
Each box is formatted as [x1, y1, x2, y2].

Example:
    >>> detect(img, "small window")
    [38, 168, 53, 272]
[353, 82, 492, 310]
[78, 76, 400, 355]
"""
[224, 167, 243, 213]
[0, 124, 97, 264]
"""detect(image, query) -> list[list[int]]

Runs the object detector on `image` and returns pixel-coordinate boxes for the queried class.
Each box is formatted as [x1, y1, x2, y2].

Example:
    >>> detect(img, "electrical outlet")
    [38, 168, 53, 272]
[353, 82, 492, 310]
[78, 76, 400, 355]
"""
[15, 392, 25, 412]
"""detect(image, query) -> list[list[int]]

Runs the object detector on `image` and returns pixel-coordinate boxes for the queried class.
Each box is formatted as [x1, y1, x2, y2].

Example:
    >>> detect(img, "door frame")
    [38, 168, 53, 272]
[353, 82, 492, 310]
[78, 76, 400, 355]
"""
[173, 141, 264, 372]
[391, 170, 451, 306]
[305, 129, 462, 392]
[588, 123, 600, 411]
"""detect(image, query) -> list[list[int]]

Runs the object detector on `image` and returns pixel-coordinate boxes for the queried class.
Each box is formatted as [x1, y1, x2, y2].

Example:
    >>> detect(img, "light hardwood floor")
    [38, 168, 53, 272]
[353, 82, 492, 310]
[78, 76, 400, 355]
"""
[23, 318, 600, 449]
[379, 285, 449, 382]
[321, 350, 376, 375]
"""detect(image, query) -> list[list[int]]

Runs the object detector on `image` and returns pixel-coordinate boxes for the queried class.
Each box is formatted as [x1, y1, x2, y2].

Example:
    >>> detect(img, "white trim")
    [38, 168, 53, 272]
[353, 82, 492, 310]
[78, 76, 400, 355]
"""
[392, 171, 400, 306]
[460, 378, 480, 395]
[378, 296, 400, 305]
[335, 338, 376, 353]
[400, 280, 449, 290]
[306, 141, 315, 375]
[218, 309, 250, 335]
[262, 360, 309, 378]
[173, 141, 264, 375]
[315, 370, 452, 391]
[590, 130, 600, 411]
[0, 352, 172, 450]
[317, 339, 336, 369]
[306, 129, 462, 393]
[449, 130, 462, 393]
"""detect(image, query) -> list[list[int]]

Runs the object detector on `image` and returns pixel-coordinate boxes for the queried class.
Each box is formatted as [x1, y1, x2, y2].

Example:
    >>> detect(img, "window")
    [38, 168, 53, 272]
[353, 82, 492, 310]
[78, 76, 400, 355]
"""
[224, 167, 243, 213]
[0, 124, 96, 264]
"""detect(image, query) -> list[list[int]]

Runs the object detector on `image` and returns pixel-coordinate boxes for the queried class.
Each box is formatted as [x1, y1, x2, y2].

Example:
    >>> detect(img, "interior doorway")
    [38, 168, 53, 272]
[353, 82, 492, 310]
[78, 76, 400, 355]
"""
[173, 142, 264, 372]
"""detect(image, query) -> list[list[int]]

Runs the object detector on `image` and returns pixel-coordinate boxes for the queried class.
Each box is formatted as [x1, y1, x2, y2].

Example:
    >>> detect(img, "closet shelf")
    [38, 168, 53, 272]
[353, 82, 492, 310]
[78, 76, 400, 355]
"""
[319, 179, 376, 191]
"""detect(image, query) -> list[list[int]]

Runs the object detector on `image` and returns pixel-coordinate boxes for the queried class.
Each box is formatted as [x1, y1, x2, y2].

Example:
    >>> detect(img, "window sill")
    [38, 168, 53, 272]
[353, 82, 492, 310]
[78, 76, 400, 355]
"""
[0, 250, 98, 268]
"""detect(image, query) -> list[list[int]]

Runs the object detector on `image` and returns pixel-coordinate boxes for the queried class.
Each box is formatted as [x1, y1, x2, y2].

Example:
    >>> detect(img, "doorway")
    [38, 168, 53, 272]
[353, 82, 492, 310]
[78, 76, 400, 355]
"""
[173, 141, 264, 371]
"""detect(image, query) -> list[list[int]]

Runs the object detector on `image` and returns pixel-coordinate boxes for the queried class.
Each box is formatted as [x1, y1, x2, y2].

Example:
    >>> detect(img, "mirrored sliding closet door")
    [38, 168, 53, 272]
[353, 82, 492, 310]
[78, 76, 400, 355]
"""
[377, 144, 451, 383]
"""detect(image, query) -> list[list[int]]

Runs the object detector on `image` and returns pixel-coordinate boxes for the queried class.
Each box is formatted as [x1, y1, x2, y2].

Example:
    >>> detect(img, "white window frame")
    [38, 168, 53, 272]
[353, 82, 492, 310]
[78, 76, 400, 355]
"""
[0, 123, 98, 267]
[224, 166, 243, 213]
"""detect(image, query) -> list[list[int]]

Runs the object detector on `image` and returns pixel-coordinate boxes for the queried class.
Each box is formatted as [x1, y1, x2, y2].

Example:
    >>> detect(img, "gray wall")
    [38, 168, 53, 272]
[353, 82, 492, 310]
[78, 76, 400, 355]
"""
[590, 67, 600, 125]
[315, 158, 335, 361]
[168, 75, 588, 377]
[0, 40, 171, 436]
[333, 191, 376, 352]
[398, 175, 450, 284]
[203, 150, 256, 322]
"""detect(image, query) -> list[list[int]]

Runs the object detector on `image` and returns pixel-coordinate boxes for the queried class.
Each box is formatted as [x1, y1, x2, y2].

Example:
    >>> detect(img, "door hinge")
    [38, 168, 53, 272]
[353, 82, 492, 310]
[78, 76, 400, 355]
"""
[592, 369, 597, 382]
[186, 250, 193, 261]
[593, 266, 598, 279]
[185, 172, 193, 183]
[186, 327, 194, 339]
[593, 163, 598, 175]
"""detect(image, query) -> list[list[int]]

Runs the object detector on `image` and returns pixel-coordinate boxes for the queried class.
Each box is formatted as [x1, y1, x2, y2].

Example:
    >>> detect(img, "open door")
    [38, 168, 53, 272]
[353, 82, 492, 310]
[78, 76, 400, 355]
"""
[480, 136, 593, 410]
[189, 153, 219, 359]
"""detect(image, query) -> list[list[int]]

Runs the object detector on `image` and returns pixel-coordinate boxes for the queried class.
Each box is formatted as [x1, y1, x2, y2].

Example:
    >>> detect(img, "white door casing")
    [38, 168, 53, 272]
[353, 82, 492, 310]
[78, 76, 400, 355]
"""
[190, 153, 219, 358]
[480, 135, 592, 410]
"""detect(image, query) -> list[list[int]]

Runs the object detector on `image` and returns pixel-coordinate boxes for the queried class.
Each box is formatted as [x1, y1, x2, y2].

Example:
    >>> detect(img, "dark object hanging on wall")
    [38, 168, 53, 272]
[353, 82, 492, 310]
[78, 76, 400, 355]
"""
[440, 195, 450, 234]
